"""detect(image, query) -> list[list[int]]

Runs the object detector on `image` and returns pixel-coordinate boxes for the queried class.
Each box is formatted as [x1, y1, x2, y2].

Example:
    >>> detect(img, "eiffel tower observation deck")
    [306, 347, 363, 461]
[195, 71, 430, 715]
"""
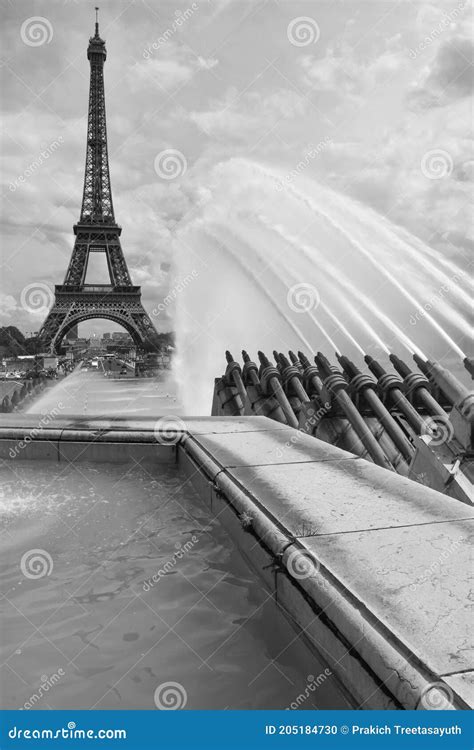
[39, 9, 159, 353]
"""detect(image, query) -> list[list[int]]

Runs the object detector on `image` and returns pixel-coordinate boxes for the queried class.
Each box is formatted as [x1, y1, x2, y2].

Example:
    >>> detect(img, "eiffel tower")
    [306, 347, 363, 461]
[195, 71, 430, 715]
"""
[39, 9, 158, 352]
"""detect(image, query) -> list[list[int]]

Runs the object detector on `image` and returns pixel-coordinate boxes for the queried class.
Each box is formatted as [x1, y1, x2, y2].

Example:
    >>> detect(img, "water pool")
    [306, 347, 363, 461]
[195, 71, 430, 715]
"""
[0, 460, 351, 710]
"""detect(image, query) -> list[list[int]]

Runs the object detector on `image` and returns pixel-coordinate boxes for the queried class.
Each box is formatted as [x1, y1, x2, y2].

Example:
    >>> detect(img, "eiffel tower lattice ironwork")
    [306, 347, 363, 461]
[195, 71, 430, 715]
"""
[39, 9, 158, 352]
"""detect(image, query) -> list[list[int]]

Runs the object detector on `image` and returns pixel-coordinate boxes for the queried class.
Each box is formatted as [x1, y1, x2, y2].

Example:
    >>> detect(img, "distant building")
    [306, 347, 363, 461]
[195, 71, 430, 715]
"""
[5, 355, 35, 371]
[111, 331, 133, 341]
[106, 343, 136, 357]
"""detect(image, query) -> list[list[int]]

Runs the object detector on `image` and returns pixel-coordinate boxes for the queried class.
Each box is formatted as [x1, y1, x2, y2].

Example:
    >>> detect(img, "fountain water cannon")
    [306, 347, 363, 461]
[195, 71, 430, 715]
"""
[288, 350, 304, 375]
[315, 352, 393, 471]
[389, 354, 448, 419]
[273, 350, 283, 371]
[413, 355, 473, 451]
[241, 350, 288, 425]
[337, 354, 414, 463]
[412, 354, 430, 378]
[414, 355, 471, 409]
[211, 351, 246, 416]
[242, 350, 260, 387]
[412, 354, 451, 409]
[278, 352, 310, 403]
[293, 351, 335, 434]
[297, 351, 324, 397]
[463, 357, 474, 380]
[257, 351, 298, 428]
[364, 356, 386, 381]
[365, 355, 424, 434]
[224, 350, 247, 407]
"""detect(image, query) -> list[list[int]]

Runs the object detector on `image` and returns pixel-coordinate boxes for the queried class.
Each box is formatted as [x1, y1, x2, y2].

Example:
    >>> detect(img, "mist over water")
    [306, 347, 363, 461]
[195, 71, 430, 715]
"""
[27, 371, 180, 417]
[174, 158, 471, 415]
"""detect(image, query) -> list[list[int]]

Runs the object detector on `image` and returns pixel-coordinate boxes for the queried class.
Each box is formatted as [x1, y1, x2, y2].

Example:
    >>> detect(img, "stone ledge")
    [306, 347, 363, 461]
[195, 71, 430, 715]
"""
[179, 424, 473, 710]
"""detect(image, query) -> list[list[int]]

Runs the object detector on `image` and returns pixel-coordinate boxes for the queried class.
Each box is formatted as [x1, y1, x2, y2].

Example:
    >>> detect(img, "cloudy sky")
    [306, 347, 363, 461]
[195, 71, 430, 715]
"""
[0, 0, 472, 336]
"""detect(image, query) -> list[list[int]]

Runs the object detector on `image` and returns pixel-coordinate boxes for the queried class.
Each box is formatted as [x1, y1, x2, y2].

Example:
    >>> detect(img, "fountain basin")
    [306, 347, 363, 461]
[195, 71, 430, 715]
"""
[0, 415, 472, 710]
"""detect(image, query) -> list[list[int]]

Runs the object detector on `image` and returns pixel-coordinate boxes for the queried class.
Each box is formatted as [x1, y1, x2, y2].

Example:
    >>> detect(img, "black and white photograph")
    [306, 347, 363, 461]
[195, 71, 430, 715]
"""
[0, 0, 472, 747]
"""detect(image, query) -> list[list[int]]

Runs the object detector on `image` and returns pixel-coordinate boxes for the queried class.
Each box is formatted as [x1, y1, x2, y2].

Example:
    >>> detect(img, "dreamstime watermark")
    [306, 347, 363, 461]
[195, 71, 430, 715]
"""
[20, 282, 54, 316]
[410, 535, 462, 591]
[9, 137, 64, 192]
[153, 415, 186, 445]
[9, 403, 65, 458]
[8, 725, 127, 740]
[286, 548, 320, 580]
[142, 536, 199, 591]
[287, 17, 320, 47]
[20, 16, 53, 46]
[21, 669, 65, 710]
[420, 149, 453, 179]
[20, 549, 53, 580]
[408, 1, 468, 59]
[419, 681, 454, 709]
[154, 681, 187, 709]
[420, 414, 454, 446]
[287, 282, 320, 313]
[409, 270, 465, 325]
[152, 270, 198, 317]
[275, 138, 332, 191]
[154, 149, 187, 180]
[286, 670, 333, 709]
[275, 402, 331, 459]
[143, 4, 199, 58]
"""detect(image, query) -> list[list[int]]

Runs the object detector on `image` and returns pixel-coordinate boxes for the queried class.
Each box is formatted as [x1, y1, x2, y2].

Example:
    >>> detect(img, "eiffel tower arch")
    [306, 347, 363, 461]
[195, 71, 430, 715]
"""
[39, 10, 159, 353]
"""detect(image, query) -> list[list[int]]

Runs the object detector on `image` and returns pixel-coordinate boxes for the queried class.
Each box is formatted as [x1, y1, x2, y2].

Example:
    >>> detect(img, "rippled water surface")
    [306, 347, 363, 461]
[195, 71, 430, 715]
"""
[0, 460, 351, 710]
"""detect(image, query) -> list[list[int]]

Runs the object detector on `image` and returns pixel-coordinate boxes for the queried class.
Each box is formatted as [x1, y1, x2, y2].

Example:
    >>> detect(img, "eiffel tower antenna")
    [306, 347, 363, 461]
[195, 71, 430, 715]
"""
[39, 10, 159, 353]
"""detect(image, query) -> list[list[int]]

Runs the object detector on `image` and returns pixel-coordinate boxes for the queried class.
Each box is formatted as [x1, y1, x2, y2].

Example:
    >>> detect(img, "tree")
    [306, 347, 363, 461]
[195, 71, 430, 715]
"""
[0, 326, 26, 356]
[0, 327, 43, 357]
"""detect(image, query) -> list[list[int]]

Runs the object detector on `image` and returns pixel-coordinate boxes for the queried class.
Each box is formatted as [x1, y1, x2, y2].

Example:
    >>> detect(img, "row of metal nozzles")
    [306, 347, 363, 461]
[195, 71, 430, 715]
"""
[223, 348, 472, 472]
[226, 348, 472, 409]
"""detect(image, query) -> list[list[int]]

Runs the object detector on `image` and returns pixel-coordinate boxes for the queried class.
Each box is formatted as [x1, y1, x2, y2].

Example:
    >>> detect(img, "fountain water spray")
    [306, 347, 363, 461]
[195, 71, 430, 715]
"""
[174, 158, 469, 413]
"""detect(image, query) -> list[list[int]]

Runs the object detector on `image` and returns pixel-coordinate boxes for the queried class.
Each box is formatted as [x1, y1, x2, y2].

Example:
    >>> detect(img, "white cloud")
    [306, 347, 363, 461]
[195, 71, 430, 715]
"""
[189, 88, 308, 140]
[0, 293, 17, 319]
[299, 42, 406, 102]
[408, 36, 473, 108]
[196, 56, 219, 71]
[131, 44, 219, 91]
[132, 58, 196, 89]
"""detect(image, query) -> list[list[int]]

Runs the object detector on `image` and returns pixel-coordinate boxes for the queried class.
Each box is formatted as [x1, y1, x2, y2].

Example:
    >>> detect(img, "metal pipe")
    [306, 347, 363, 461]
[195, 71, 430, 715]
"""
[338, 355, 414, 462]
[257, 351, 299, 428]
[273, 350, 283, 371]
[278, 352, 310, 403]
[288, 350, 304, 375]
[242, 350, 288, 425]
[414, 354, 472, 414]
[242, 350, 260, 387]
[224, 350, 248, 405]
[365, 355, 424, 434]
[315, 352, 393, 471]
[297, 351, 324, 397]
[296, 351, 367, 451]
[389, 354, 448, 419]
